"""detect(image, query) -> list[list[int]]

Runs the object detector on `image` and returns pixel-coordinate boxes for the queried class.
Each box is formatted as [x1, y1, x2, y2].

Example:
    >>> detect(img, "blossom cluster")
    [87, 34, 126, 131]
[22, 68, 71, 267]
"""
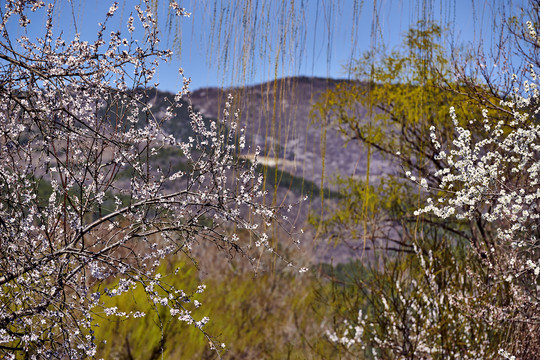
[407, 25, 540, 358]
[0, 1, 299, 358]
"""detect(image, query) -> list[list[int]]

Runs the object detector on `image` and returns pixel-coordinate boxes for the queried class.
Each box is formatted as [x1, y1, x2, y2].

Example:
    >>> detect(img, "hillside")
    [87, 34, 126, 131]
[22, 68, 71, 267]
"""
[190, 76, 398, 190]
[143, 77, 400, 263]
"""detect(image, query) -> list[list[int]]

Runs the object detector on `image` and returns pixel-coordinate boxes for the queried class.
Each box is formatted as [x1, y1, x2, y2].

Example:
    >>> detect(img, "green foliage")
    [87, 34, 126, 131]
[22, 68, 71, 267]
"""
[93, 255, 333, 359]
[256, 163, 340, 200]
[311, 22, 505, 179]
[33, 176, 53, 208]
[94, 261, 202, 359]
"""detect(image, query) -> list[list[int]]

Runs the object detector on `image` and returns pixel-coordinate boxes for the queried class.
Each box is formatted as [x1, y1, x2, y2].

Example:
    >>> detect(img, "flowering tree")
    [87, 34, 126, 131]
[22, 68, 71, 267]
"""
[0, 1, 297, 358]
[414, 76, 540, 358]
[324, 19, 540, 359]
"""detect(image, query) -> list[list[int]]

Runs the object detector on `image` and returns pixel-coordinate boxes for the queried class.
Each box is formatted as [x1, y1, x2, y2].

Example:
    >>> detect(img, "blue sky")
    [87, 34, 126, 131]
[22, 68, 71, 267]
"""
[5, 0, 524, 93]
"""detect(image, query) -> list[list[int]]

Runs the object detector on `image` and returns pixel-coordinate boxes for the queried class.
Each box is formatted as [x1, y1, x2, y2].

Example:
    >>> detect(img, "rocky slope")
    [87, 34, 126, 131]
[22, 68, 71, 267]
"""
[190, 76, 397, 191]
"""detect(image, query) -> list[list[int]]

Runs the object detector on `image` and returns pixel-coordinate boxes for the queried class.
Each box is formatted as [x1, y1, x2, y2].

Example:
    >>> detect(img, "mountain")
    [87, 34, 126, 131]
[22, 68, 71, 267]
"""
[151, 76, 399, 263]
[190, 76, 398, 190]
